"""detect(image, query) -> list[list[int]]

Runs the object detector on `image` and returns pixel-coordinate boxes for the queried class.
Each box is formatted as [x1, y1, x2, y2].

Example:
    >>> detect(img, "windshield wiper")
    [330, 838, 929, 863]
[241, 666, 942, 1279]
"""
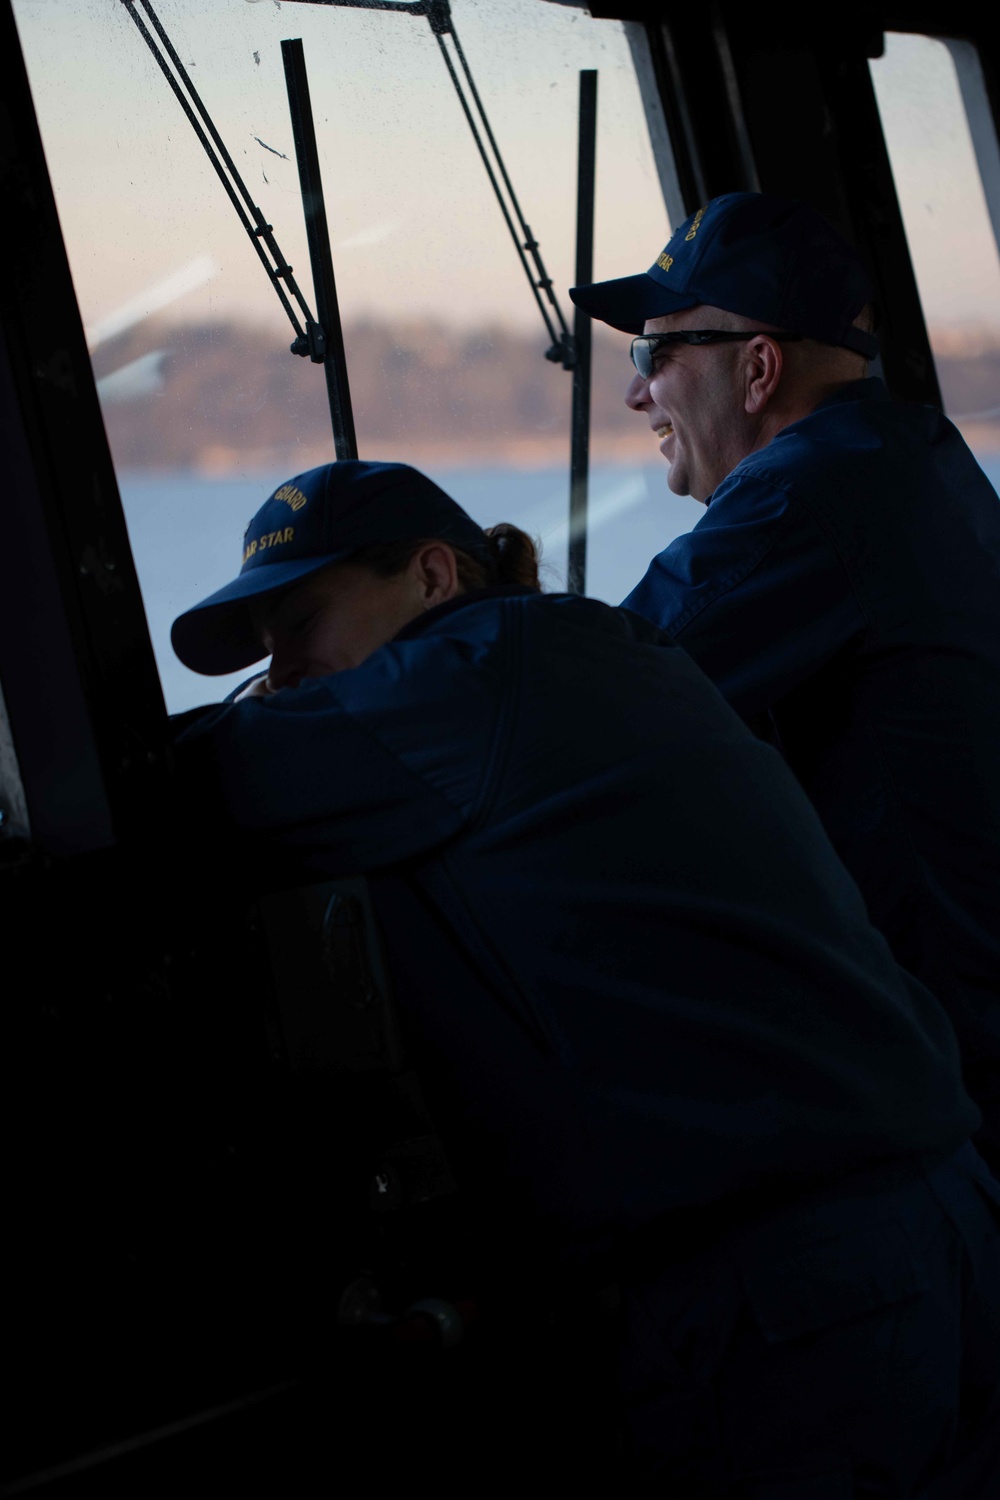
[120, 0, 325, 363]
[290, 0, 575, 369]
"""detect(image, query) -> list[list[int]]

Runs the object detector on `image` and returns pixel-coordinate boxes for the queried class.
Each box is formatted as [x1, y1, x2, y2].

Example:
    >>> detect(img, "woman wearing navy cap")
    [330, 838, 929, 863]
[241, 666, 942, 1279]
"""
[173, 458, 1000, 1493]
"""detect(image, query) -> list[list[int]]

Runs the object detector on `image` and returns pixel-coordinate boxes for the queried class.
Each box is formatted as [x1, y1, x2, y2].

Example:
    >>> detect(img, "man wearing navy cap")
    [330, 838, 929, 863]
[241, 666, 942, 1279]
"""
[572, 192, 1000, 1171]
[171, 458, 1000, 1491]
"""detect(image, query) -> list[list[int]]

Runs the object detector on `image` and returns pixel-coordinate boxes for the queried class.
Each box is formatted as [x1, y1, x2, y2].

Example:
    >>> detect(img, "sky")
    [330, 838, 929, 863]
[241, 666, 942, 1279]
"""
[13, 0, 671, 342]
[13, 3, 1000, 344]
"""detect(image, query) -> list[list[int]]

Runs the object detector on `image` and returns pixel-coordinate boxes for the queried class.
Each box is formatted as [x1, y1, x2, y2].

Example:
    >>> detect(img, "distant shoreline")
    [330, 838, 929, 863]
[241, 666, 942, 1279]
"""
[131, 435, 668, 479]
[114, 431, 1000, 481]
[96, 315, 1000, 479]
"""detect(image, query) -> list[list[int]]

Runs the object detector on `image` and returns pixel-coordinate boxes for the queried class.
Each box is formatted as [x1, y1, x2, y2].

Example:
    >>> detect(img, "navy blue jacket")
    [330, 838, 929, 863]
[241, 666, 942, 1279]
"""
[624, 380, 1000, 1158]
[174, 590, 976, 1255]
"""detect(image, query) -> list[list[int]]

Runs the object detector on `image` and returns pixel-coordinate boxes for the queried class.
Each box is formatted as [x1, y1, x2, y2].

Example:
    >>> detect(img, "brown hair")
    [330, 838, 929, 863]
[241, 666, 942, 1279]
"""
[352, 522, 542, 593]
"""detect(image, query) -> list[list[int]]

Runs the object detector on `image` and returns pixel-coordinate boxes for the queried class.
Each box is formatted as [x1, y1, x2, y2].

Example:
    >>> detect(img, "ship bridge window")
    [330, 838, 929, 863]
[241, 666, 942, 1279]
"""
[13, 0, 686, 711]
[870, 33, 1000, 481]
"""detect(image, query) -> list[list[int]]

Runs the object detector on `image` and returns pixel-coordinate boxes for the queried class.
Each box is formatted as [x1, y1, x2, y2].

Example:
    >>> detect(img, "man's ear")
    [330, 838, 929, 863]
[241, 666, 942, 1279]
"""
[744, 336, 784, 415]
[412, 542, 461, 609]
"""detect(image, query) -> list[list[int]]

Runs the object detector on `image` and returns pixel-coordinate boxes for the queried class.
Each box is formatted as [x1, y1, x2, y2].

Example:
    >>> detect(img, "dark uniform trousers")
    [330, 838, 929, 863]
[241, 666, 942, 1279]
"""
[617, 1145, 1000, 1495]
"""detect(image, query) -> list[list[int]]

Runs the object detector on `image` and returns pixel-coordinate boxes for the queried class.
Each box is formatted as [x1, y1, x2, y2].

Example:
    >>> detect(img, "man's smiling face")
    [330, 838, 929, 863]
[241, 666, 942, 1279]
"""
[624, 306, 756, 504]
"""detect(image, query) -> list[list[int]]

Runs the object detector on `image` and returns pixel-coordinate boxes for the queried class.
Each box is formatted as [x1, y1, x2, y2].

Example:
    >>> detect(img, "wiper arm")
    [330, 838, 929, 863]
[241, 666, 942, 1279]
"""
[120, 0, 325, 362]
[290, 0, 575, 368]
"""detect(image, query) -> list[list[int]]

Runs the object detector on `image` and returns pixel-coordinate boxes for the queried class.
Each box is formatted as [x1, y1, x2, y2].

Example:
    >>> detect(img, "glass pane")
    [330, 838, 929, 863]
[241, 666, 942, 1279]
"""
[14, 0, 678, 708]
[870, 33, 1000, 495]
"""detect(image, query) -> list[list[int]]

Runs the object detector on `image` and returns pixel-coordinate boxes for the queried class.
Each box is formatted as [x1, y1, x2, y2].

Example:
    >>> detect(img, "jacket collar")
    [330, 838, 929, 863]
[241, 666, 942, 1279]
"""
[812, 375, 889, 410]
[705, 377, 889, 504]
[392, 584, 537, 643]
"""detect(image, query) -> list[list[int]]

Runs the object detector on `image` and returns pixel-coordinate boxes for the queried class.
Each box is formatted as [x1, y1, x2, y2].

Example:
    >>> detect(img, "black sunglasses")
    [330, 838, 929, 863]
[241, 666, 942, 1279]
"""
[630, 330, 803, 380]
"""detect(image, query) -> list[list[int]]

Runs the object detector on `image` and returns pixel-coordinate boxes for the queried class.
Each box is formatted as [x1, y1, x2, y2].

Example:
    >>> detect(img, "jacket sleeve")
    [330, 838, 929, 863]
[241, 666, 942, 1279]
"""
[171, 670, 476, 876]
[621, 473, 867, 718]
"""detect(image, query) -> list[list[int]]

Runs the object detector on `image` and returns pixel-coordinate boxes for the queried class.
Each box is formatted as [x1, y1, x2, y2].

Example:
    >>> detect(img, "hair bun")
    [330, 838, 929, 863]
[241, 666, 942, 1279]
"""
[483, 523, 541, 590]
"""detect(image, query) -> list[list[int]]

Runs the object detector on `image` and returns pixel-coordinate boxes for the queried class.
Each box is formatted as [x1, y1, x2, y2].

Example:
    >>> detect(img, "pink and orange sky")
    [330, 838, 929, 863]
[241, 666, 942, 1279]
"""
[12, 3, 1000, 348]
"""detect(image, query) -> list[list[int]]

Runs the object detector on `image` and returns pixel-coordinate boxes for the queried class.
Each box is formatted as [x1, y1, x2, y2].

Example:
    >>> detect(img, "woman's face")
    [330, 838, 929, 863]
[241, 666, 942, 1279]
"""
[250, 543, 460, 692]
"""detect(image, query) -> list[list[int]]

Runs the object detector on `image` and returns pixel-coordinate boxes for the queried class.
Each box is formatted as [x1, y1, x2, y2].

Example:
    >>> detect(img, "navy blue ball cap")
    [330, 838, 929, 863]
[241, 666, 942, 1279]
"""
[171, 460, 491, 675]
[570, 192, 878, 359]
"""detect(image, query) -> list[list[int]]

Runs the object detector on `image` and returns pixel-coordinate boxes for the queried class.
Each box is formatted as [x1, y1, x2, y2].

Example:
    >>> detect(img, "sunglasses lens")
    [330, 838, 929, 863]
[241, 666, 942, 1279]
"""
[632, 340, 652, 380]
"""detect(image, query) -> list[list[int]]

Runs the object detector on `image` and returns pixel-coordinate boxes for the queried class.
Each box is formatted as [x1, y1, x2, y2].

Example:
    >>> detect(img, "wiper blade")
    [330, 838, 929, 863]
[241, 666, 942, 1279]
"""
[289, 0, 575, 368]
[121, 0, 324, 360]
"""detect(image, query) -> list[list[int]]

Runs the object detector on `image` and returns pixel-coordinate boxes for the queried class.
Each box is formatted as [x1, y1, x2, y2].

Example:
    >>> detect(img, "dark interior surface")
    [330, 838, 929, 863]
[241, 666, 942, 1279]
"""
[3, 0, 998, 1491]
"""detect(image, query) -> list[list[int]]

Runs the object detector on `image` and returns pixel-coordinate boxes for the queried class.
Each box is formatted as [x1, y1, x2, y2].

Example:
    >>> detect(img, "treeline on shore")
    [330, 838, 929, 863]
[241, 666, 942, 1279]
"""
[94, 316, 1000, 472]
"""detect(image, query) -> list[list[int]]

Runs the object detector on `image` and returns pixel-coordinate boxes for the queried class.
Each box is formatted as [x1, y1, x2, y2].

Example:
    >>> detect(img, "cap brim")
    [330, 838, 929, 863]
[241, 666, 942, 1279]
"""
[569, 273, 699, 335]
[171, 550, 354, 676]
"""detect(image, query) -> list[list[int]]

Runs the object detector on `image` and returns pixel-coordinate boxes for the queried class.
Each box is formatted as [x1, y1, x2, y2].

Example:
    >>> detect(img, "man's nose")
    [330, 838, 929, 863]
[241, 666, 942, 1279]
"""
[625, 372, 650, 411]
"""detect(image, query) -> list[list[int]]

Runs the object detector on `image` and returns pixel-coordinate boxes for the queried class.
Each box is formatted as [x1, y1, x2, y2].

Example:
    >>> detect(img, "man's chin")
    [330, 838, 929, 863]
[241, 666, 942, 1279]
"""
[665, 462, 709, 504]
[666, 465, 689, 498]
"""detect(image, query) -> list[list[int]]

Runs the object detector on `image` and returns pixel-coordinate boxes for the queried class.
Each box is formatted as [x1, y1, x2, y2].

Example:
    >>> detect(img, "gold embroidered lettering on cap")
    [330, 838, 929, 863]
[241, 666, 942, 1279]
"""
[684, 205, 707, 243]
[242, 526, 293, 565]
[656, 252, 674, 273]
[273, 483, 309, 512]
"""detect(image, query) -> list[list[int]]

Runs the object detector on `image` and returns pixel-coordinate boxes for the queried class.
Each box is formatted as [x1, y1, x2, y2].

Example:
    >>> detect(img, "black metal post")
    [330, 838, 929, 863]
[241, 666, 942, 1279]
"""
[568, 70, 597, 596]
[282, 37, 359, 460]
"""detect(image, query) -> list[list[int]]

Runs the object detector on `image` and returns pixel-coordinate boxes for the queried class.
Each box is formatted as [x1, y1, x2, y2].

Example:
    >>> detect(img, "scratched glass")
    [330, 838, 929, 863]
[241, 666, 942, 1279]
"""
[12, 0, 684, 709]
